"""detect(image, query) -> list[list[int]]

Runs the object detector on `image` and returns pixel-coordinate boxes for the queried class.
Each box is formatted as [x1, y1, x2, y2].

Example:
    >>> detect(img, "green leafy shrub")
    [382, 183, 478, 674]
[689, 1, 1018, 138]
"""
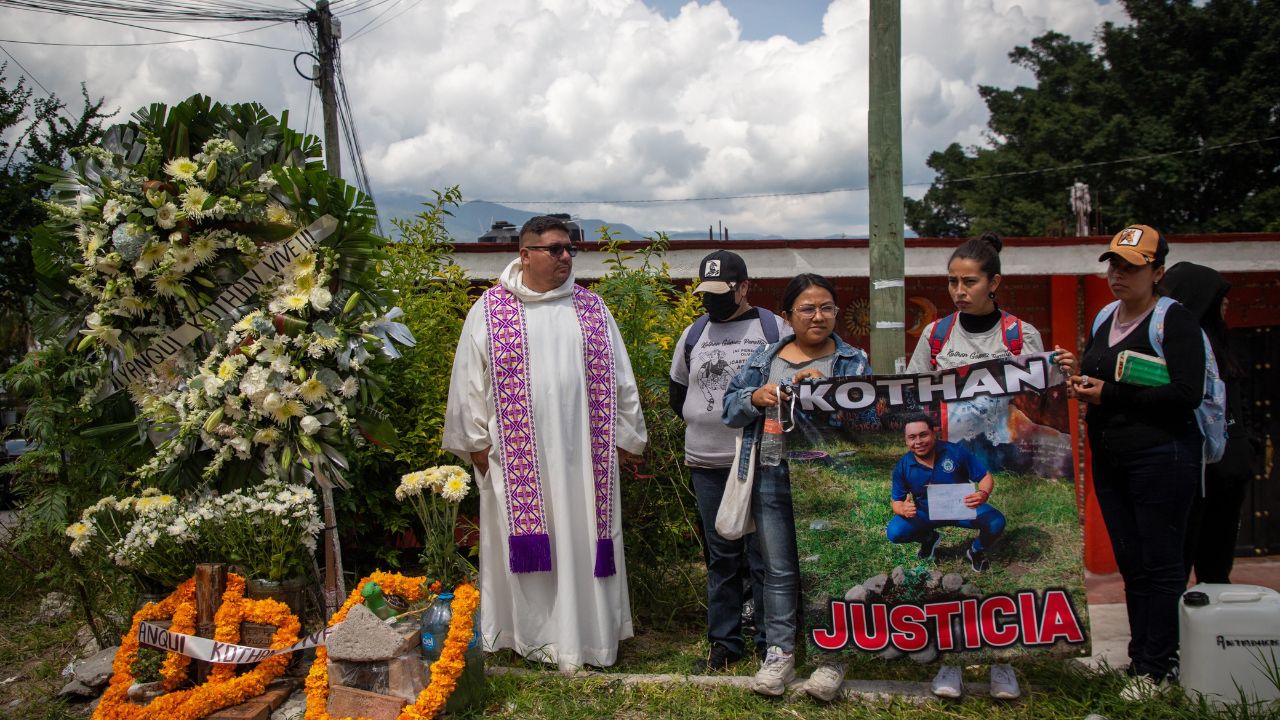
[590, 228, 704, 626]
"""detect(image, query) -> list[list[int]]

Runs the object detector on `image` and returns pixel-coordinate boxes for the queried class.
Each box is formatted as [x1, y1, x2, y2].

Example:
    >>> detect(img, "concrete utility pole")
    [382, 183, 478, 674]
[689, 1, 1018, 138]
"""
[315, 0, 342, 178]
[868, 0, 905, 373]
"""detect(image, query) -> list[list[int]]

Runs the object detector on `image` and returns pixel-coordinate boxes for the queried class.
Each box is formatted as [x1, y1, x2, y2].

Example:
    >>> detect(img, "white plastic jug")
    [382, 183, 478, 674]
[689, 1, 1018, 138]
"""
[1179, 583, 1280, 708]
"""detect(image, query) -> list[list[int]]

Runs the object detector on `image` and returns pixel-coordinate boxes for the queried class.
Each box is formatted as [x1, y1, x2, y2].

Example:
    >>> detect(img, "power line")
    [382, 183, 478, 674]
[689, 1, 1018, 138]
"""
[347, 0, 422, 42]
[21, 9, 305, 52]
[0, 18, 297, 47]
[478, 135, 1280, 206]
[0, 41, 78, 121]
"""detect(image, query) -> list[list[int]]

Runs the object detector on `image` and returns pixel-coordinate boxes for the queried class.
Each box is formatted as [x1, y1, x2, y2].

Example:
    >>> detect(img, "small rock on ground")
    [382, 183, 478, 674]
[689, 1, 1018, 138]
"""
[71, 646, 118, 688]
[39, 592, 74, 621]
[271, 691, 306, 720]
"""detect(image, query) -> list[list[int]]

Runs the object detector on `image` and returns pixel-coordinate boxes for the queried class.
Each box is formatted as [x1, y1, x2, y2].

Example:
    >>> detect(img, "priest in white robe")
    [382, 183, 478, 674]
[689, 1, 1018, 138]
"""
[443, 215, 647, 672]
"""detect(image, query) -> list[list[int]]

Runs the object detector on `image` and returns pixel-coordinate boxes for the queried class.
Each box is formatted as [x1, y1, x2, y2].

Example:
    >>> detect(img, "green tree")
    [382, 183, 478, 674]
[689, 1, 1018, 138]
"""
[0, 66, 109, 369]
[905, 0, 1280, 236]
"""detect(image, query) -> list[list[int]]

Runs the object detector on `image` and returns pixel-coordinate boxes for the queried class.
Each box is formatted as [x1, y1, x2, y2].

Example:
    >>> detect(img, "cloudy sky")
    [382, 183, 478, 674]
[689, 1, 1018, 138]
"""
[1, 0, 1129, 238]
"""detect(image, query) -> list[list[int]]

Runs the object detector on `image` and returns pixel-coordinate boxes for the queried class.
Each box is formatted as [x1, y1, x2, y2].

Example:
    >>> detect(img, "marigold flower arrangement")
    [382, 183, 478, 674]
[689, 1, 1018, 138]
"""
[396, 466, 476, 588]
[304, 572, 478, 720]
[36, 95, 412, 489]
[94, 573, 301, 720]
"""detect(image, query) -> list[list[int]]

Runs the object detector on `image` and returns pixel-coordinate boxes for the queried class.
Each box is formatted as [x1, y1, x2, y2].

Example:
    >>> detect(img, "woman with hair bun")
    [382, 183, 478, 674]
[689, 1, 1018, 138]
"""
[907, 232, 1073, 373]
[903, 232, 1076, 700]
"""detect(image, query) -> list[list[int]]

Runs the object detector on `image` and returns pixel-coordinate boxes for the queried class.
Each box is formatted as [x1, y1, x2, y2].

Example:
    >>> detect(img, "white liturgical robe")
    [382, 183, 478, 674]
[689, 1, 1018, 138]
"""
[442, 259, 647, 670]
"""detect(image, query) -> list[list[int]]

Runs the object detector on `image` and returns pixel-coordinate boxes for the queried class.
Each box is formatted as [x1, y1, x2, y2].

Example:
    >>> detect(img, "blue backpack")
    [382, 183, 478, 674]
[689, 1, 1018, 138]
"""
[1090, 296, 1227, 464]
[928, 310, 1023, 369]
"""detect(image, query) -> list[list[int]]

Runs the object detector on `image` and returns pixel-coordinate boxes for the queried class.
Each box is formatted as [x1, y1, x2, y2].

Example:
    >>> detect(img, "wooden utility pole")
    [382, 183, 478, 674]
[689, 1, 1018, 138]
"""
[316, 0, 342, 178]
[868, 0, 905, 373]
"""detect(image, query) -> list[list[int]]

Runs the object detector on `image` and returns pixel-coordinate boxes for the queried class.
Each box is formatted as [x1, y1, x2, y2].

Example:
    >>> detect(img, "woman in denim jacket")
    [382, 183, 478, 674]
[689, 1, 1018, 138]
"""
[721, 273, 870, 697]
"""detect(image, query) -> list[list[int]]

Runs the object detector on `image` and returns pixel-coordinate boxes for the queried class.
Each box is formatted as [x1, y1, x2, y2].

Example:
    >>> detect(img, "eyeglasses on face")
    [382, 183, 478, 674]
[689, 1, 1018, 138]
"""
[525, 244, 579, 258]
[790, 303, 838, 319]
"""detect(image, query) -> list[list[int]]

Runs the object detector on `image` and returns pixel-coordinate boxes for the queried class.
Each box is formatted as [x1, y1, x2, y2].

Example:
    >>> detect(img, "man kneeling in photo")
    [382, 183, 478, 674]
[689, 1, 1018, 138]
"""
[886, 412, 1005, 573]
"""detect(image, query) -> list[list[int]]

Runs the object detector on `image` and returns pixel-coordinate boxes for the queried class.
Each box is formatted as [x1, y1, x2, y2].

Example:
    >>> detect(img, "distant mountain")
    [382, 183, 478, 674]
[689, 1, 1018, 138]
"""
[375, 193, 792, 242]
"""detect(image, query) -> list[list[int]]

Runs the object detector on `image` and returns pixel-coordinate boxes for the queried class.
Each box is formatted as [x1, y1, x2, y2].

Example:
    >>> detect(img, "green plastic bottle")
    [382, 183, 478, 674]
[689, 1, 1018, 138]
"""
[361, 581, 398, 620]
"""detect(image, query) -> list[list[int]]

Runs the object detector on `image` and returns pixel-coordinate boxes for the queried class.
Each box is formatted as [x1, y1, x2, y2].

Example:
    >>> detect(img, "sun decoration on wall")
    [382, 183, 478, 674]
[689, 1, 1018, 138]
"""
[907, 296, 939, 337]
[844, 298, 870, 337]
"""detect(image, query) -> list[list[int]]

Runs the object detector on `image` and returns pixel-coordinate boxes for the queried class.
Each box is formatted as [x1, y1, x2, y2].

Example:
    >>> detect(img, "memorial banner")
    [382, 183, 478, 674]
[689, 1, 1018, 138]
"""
[104, 215, 338, 394]
[138, 621, 331, 664]
[788, 352, 1089, 659]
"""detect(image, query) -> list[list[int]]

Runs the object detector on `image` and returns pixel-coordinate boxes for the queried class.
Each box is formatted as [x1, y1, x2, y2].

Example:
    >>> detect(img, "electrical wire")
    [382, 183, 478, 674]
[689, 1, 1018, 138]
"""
[478, 135, 1280, 206]
[1, 6, 304, 52]
[344, 0, 402, 40]
[0, 0, 301, 23]
[346, 0, 420, 42]
[0, 18, 298, 47]
[0, 41, 79, 121]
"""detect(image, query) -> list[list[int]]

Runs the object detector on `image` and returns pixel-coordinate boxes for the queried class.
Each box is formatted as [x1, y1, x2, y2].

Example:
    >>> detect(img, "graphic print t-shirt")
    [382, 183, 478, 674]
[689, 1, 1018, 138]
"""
[906, 316, 1044, 372]
[670, 309, 788, 468]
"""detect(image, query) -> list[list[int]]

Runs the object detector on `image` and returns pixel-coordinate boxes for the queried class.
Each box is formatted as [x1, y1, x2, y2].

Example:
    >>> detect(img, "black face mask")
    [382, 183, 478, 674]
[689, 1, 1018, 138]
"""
[702, 291, 740, 321]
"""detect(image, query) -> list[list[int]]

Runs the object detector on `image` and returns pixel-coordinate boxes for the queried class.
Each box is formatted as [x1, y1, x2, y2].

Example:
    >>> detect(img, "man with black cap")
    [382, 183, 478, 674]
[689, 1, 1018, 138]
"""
[669, 250, 786, 673]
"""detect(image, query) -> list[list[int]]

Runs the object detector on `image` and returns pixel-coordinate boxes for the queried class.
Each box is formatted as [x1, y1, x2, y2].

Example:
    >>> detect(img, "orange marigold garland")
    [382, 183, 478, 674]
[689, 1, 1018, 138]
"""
[93, 573, 301, 720]
[303, 573, 478, 720]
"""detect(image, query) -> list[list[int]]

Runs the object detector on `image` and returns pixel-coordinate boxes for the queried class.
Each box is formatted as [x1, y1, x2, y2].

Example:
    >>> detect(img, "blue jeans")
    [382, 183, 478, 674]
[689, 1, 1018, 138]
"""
[691, 467, 766, 657]
[751, 463, 800, 653]
[1092, 435, 1199, 680]
[885, 504, 1006, 554]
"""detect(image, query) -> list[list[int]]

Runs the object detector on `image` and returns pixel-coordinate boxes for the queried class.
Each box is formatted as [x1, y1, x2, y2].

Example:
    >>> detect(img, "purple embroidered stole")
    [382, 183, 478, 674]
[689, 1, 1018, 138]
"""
[482, 283, 618, 577]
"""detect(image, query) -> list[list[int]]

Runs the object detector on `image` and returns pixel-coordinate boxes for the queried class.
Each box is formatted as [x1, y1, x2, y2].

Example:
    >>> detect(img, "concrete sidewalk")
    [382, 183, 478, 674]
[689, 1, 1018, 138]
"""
[1081, 556, 1280, 670]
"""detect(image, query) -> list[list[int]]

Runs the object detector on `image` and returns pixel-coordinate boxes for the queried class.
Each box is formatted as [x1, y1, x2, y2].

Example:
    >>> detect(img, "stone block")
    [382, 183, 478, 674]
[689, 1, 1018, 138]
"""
[327, 685, 407, 720]
[843, 585, 868, 602]
[941, 573, 965, 593]
[73, 646, 119, 688]
[862, 573, 890, 597]
[327, 604, 414, 662]
[889, 565, 907, 589]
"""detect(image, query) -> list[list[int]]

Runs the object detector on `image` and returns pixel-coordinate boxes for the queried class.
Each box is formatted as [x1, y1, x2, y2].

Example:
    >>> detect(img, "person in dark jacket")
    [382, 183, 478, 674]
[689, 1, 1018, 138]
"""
[1160, 262, 1256, 584]
[1071, 225, 1205, 701]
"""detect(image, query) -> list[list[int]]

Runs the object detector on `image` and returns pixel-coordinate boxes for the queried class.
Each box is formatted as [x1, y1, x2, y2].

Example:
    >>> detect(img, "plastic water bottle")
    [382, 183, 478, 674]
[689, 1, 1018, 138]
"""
[420, 592, 454, 682]
[759, 382, 788, 466]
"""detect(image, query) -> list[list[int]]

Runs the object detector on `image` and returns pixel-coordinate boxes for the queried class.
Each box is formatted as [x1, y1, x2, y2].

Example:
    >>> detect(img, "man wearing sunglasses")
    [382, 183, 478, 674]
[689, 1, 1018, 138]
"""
[444, 215, 648, 673]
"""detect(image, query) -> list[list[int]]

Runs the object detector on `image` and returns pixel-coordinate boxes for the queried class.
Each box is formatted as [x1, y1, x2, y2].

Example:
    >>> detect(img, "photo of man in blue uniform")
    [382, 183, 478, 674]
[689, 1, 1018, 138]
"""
[886, 413, 1006, 572]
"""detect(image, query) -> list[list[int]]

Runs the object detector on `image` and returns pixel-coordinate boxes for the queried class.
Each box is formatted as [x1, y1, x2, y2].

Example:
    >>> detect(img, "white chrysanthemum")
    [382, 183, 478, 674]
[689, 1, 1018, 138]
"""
[338, 377, 359, 399]
[282, 293, 309, 312]
[170, 245, 199, 274]
[265, 202, 294, 225]
[253, 427, 282, 445]
[153, 272, 185, 298]
[299, 415, 321, 435]
[396, 470, 429, 500]
[134, 493, 176, 515]
[190, 234, 218, 264]
[182, 186, 210, 218]
[164, 157, 200, 182]
[256, 171, 278, 190]
[269, 399, 304, 425]
[155, 202, 178, 230]
[116, 295, 148, 317]
[440, 475, 470, 503]
[297, 377, 328, 404]
[102, 199, 124, 222]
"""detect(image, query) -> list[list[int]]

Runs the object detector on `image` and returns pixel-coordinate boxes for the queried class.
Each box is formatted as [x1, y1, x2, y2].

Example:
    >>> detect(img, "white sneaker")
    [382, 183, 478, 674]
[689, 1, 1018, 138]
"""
[931, 664, 963, 699]
[1120, 674, 1167, 702]
[803, 662, 846, 702]
[751, 646, 796, 696]
[989, 663, 1020, 700]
